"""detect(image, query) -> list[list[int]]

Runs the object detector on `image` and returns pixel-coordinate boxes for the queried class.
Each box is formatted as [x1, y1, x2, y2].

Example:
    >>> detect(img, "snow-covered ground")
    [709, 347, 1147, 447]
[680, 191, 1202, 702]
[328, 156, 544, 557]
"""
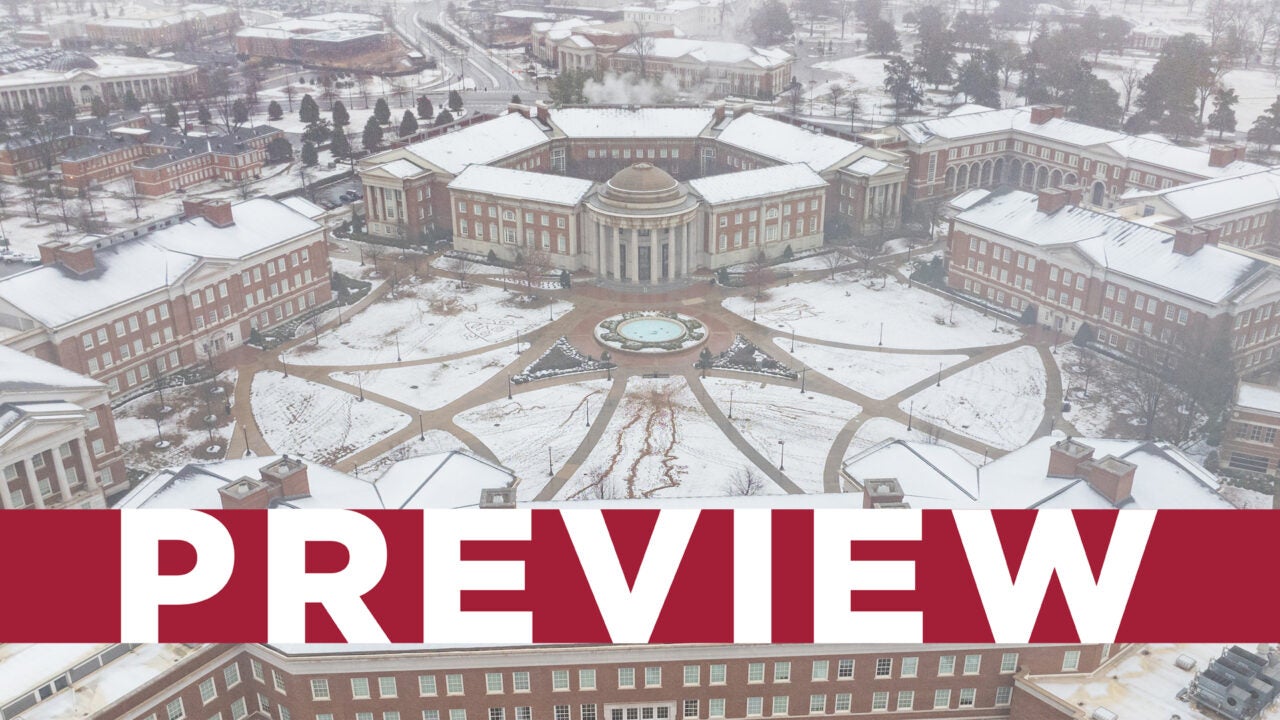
[283, 277, 573, 365]
[899, 346, 1047, 450]
[1054, 343, 1122, 437]
[1219, 484, 1275, 509]
[559, 377, 764, 500]
[250, 371, 408, 465]
[454, 380, 612, 500]
[330, 346, 512, 411]
[725, 273, 1020, 350]
[703, 377, 861, 493]
[114, 370, 237, 472]
[351, 429, 468, 481]
[846, 417, 990, 466]
[781, 340, 966, 400]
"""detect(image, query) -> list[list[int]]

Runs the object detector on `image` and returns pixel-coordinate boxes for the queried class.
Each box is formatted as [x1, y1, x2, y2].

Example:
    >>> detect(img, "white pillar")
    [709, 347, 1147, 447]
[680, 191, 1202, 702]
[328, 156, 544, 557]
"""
[76, 437, 97, 491]
[0, 472, 12, 510]
[649, 235, 659, 285]
[628, 234, 640, 285]
[666, 229, 675, 281]
[51, 446, 72, 504]
[22, 457, 43, 509]
[611, 227, 621, 280]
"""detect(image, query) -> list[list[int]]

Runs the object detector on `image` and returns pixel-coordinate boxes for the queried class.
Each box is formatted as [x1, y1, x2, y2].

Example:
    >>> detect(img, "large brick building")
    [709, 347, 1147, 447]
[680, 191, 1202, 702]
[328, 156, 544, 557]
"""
[84, 3, 241, 47]
[1221, 382, 1280, 491]
[945, 187, 1280, 371]
[886, 104, 1262, 210]
[1115, 166, 1280, 256]
[0, 345, 126, 507]
[0, 53, 199, 113]
[0, 198, 332, 399]
[357, 104, 906, 280]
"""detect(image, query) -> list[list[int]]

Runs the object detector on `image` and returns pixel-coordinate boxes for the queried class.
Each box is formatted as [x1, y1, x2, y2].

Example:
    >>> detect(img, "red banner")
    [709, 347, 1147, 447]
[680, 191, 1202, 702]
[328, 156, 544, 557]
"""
[4, 508, 1276, 643]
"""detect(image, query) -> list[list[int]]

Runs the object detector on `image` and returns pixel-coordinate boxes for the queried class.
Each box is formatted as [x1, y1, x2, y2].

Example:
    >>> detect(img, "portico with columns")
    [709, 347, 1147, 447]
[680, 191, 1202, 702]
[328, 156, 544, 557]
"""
[585, 164, 701, 285]
[1, 404, 105, 509]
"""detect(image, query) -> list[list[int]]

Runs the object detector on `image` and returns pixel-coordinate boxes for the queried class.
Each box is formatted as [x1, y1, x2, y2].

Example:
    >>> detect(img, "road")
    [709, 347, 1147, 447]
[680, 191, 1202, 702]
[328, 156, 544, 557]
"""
[390, 0, 534, 95]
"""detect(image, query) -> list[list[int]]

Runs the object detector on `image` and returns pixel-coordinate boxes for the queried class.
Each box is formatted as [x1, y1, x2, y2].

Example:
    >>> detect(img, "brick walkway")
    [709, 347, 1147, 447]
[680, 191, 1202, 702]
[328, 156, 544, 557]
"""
[220, 245, 1069, 497]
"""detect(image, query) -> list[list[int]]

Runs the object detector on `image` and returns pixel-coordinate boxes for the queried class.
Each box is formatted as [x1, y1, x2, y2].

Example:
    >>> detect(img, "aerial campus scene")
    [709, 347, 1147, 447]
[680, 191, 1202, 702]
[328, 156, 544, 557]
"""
[0, 0, 1278, 717]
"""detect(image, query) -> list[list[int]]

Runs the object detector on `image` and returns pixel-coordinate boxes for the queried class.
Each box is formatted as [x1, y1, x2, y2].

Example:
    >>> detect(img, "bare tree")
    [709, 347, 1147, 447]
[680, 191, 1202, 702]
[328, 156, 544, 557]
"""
[1118, 67, 1142, 120]
[448, 253, 477, 289]
[820, 245, 848, 279]
[745, 252, 775, 299]
[516, 249, 553, 299]
[630, 19, 655, 79]
[725, 466, 766, 496]
[124, 177, 144, 219]
[826, 82, 847, 117]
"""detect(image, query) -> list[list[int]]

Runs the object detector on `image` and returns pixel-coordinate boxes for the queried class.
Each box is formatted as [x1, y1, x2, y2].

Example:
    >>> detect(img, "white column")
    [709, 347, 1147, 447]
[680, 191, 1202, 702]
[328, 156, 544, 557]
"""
[611, 227, 621, 280]
[649, 235, 659, 285]
[22, 457, 43, 509]
[51, 446, 72, 504]
[628, 234, 640, 285]
[76, 437, 98, 491]
[666, 229, 675, 280]
[0, 472, 12, 509]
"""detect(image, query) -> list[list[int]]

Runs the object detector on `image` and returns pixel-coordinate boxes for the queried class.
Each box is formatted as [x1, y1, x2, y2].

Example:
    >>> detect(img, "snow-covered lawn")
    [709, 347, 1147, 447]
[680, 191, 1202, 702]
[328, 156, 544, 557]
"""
[250, 371, 408, 464]
[559, 377, 763, 500]
[846, 417, 990, 466]
[724, 273, 1019, 350]
[283, 277, 572, 365]
[454, 380, 611, 500]
[1219, 484, 1275, 509]
[1053, 343, 1125, 437]
[330, 346, 512, 411]
[900, 346, 1047, 451]
[114, 370, 237, 472]
[780, 340, 966, 400]
[703, 377, 861, 493]
[352, 429, 468, 481]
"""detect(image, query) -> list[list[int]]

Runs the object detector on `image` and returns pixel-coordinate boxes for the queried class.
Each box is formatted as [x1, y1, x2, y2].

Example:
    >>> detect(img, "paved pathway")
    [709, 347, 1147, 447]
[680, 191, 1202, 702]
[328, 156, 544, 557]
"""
[211, 243, 1073, 501]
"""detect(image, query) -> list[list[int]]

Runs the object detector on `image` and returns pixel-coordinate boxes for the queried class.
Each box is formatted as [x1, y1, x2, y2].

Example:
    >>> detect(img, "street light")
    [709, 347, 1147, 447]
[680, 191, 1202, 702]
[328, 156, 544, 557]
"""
[800, 367, 807, 394]
[753, 296, 758, 322]
[790, 326, 796, 353]
[548, 446, 554, 476]
[508, 374, 513, 400]
[281, 359, 289, 378]
[585, 397, 591, 427]
[777, 439, 786, 471]
[936, 362, 943, 386]
[729, 388, 735, 419]
[878, 322, 883, 347]
[356, 373, 365, 401]
[419, 411, 425, 441]
[549, 298, 555, 321]
[907, 400, 915, 431]
[395, 333, 402, 362]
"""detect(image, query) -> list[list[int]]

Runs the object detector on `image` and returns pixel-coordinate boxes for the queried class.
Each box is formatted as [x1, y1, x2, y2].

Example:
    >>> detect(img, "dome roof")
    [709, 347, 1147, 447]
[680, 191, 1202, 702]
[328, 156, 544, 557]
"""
[603, 163, 684, 205]
[47, 53, 99, 72]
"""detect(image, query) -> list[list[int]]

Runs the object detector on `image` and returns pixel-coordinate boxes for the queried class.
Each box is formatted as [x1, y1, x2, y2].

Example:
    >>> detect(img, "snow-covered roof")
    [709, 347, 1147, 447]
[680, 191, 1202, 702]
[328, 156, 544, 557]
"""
[1236, 381, 1280, 415]
[955, 190, 1266, 304]
[615, 38, 791, 68]
[449, 164, 595, 206]
[549, 107, 716, 138]
[1123, 167, 1280, 220]
[690, 163, 825, 204]
[0, 54, 196, 89]
[0, 346, 103, 393]
[0, 644, 108, 705]
[0, 199, 320, 328]
[116, 452, 515, 510]
[278, 195, 326, 219]
[841, 156, 899, 177]
[844, 436, 1233, 509]
[1105, 134, 1263, 178]
[400, 113, 549, 175]
[376, 158, 430, 179]
[715, 114, 863, 173]
[946, 188, 992, 212]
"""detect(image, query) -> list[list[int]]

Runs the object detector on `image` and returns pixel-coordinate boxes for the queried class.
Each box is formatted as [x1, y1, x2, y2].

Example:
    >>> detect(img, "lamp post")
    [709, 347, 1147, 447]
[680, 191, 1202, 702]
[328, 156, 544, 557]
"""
[790, 326, 796, 352]
[936, 362, 943, 386]
[777, 439, 786, 471]
[515, 330, 522, 355]
[800, 367, 806, 393]
[907, 400, 914, 431]
[729, 388, 734, 419]
[281, 358, 289, 378]
[507, 374, 513, 400]
[878, 322, 883, 347]
[752, 296, 757, 322]
[153, 416, 165, 448]
[356, 373, 364, 401]
[419, 411, 425, 441]
[548, 446, 554, 476]
[395, 333, 401, 362]
[549, 298, 555, 321]
[585, 397, 590, 427]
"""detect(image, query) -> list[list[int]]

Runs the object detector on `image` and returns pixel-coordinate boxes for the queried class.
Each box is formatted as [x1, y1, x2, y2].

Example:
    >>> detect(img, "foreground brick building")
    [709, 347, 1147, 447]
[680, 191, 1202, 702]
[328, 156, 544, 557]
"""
[0, 198, 331, 399]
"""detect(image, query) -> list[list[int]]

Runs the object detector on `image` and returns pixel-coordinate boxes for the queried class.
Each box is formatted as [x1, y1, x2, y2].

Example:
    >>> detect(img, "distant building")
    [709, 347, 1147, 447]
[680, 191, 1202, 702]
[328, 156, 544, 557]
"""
[234, 13, 389, 64]
[357, 104, 907, 278]
[0, 53, 199, 113]
[1126, 24, 1176, 52]
[624, 0, 726, 38]
[0, 346, 126, 508]
[84, 3, 241, 47]
[1115, 165, 1280, 256]
[946, 187, 1280, 371]
[607, 38, 793, 99]
[845, 435, 1235, 509]
[1222, 382, 1280, 488]
[0, 198, 332, 399]
[886, 104, 1262, 209]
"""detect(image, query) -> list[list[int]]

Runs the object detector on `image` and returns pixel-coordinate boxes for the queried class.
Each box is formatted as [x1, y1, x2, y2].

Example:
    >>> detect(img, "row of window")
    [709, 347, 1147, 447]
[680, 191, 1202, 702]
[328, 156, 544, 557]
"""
[585, 147, 681, 161]
[456, 203, 567, 229]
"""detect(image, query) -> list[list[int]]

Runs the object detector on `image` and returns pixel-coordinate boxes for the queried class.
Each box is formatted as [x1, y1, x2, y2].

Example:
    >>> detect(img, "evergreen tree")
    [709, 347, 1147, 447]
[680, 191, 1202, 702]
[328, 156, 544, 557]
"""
[1248, 96, 1280, 150]
[330, 130, 351, 159]
[1126, 35, 1212, 136]
[749, 0, 794, 45]
[301, 140, 318, 166]
[853, 0, 881, 24]
[883, 54, 922, 116]
[434, 108, 455, 126]
[332, 100, 350, 129]
[417, 95, 434, 120]
[268, 100, 283, 121]
[447, 90, 463, 112]
[510, 94, 522, 104]
[163, 103, 180, 127]
[956, 56, 999, 107]
[373, 98, 391, 124]
[913, 6, 955, 88]
[299, 94, 320, 124]
[301, 119, 332, 145]
[866, 19, 900, 55]
[197, 105, 212, 126]
[91, 96, 109, 118]
[362, 115, 383, 151]
[399, 109, 419, 137]
[1208, 85, 1238, 138]
[266, 137, 292, 163]
[548, 69, 589, 105]
[1068, 76, 1123, 129]
[231, 98, 249, 126]
[122, 89, 140, 112]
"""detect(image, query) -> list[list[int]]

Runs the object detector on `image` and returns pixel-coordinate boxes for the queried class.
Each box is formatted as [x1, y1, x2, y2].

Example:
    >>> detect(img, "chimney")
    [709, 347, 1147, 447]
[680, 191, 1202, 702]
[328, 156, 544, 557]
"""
[711, 101, 726, 124]
[218, 476, 272, 509]
[534, 100, 550, 123]
[1037, 187, 1070, 214]
[1209, 145, 1235, 168]
[861, 478, 907, 508]
[480, 487, 518, 508]
[1048, 437, 1094, 477]
[1081, 455, 1137, 506]
[259, 455, 310, 499]
[1029, 105, 1064, 125]
[1172, 226, 1208, 256]
[1066, 185, 1084, 207]
[38, 241, 67, 266]
[732, 102, 754, 118]
[183, 199, 235, 227]
[58, 245, 97, 275]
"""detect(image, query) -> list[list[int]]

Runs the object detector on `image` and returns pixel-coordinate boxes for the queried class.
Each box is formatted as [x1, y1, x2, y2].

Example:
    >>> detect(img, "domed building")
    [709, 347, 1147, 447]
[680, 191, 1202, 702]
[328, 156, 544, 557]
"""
[585, 163, 700, 283]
